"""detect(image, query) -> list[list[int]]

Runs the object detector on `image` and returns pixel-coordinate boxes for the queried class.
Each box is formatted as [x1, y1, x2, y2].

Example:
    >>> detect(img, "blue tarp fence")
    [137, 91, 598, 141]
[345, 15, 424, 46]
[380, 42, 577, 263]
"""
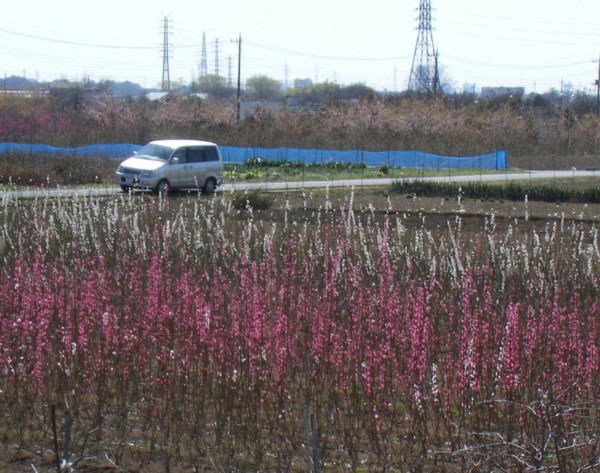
[221, 147, 506, 170]
[0, 142, 506, 170]
[0, 142, 141, 159]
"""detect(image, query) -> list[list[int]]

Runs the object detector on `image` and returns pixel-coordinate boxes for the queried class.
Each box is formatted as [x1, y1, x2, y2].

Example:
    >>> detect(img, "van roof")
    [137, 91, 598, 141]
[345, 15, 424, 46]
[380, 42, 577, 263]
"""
[149, 139, 217, 149]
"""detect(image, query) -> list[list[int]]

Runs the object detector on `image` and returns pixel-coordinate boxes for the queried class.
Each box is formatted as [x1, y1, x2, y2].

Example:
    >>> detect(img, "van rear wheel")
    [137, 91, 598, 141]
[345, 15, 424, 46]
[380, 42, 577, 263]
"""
[202, 178, 216, 195]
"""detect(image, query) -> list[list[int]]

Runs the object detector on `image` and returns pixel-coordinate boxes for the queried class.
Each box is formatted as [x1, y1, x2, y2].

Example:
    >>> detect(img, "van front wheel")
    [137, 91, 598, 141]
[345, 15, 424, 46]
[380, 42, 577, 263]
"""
[156, 180, 170, 196]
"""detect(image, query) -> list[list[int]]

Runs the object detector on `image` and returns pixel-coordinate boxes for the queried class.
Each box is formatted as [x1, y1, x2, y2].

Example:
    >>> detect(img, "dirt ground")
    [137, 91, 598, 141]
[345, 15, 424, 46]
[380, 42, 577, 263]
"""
[257, 186, 600, 234]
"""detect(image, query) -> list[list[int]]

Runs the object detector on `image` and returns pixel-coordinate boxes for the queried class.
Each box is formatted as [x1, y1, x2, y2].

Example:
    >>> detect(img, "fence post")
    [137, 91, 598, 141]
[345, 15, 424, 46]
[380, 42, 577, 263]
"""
[63, 410, 71, 471]
[311, 412, 320, 473]
[361, 149, 364, 188]
[303, 405, 313, 473]
[50, 405, 61, 473]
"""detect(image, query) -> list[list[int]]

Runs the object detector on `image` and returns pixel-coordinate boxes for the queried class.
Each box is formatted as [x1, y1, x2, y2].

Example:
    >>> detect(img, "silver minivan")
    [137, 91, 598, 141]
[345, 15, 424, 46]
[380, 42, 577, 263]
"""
[115, 139, 224, 194]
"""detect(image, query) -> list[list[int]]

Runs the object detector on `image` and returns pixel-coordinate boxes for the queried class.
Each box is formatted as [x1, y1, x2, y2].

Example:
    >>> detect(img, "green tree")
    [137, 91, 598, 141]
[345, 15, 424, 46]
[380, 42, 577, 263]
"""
[195, 74, 235, 99]
[245, 75, 283, 101]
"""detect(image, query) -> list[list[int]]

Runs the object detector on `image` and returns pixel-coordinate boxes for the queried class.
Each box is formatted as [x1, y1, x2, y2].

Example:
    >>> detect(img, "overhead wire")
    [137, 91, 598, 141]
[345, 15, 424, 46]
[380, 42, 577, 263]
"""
[245, 40, 412, 62]
[0, 27, 156, 50]
[0, 15, 597, 91]
[442, 54, 592, 70]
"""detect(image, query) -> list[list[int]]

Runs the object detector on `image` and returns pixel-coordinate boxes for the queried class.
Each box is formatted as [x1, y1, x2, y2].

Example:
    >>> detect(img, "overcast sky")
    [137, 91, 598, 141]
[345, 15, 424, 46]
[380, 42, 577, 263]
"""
[2, 0, 600, 93]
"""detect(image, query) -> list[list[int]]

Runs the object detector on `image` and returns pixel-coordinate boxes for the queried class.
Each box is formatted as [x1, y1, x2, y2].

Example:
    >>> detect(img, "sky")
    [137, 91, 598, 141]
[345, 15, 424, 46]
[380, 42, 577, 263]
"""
[1, 0, 600, 94]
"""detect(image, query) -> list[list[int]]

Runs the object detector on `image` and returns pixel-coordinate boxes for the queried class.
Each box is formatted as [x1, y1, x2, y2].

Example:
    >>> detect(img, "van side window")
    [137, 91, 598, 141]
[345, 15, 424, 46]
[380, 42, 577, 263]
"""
[187, 148, 205, 163]
[204, 147, 219, 162]
[172, 148, 186, 163]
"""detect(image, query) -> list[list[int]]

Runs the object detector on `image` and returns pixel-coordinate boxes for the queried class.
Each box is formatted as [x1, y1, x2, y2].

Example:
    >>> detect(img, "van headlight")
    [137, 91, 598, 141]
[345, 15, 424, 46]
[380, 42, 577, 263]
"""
[141, 170, 157, 178]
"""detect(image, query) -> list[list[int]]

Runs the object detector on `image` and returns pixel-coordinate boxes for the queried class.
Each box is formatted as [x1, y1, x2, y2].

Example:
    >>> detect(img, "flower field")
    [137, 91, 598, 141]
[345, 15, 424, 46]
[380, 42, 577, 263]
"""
[0, 191, 599, 472]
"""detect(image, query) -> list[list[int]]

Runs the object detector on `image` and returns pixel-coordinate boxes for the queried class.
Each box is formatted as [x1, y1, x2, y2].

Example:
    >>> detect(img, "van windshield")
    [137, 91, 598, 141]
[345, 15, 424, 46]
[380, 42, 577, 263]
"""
[135, 144, 174, 162]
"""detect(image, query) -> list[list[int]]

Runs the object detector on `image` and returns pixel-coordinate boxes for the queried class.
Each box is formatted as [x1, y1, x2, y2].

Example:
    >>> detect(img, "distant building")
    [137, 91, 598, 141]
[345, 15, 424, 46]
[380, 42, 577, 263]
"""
[462, 83, 478, 95]
[0, 90, 47, 98]
[145, 91, 170, 101]
[293, 78, 313, 89]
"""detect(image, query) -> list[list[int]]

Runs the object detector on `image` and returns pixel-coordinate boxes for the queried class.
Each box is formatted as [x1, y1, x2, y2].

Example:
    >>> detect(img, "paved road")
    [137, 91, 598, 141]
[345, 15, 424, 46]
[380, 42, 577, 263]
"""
[222, 169, 599, 192]
[2, 169, 598, 199]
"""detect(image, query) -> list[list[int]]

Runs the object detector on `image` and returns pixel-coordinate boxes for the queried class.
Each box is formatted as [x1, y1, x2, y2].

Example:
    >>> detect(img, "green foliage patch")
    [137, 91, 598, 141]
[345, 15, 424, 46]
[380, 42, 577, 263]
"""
[392, 179, 600, 203]
[243, 156, 366, 171]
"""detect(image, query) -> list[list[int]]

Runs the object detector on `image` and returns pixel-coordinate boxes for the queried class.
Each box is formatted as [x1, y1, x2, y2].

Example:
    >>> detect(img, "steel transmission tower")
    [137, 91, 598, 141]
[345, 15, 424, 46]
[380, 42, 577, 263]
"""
[214, 38, 221, 76]
[408, 0, 440, 95]
[200, 32, 208, 77]
[161, 15, 172, 92]
[227, 56, 233, 87]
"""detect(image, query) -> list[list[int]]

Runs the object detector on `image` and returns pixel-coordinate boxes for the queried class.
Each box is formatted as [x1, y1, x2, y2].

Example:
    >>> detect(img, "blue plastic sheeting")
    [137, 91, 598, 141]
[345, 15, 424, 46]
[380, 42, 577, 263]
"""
[0, 142, 142, 159]
[0, 142, 506, 170]
[221, 147, 506, 170]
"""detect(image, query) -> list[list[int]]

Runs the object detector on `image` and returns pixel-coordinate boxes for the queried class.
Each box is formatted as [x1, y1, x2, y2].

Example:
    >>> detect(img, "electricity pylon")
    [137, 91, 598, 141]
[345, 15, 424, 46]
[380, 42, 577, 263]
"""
[200, 32, 208, 77]
[408, 0, 440, 95]
[161, 15, 172, 92]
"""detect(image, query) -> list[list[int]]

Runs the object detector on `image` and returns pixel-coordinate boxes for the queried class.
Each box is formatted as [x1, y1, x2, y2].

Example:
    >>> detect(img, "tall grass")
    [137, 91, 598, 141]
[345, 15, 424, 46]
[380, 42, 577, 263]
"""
[0, 192, 598, 471]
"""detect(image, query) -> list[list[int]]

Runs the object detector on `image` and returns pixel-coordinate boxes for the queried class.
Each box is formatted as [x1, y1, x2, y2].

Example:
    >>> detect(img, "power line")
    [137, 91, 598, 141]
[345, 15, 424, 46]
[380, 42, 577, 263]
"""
[438, 27, 600, 48]
[443, 55, 591, 70]
[245, 40, 411, 62]
[0, 27, 155, 50]
[442, 8, 600, 29]
[441, 20, 600, 39]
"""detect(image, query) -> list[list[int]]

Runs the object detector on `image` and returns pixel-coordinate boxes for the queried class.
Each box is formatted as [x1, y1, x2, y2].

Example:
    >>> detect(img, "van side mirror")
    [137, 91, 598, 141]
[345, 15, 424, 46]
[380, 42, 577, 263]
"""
[170, 157, 179, 164]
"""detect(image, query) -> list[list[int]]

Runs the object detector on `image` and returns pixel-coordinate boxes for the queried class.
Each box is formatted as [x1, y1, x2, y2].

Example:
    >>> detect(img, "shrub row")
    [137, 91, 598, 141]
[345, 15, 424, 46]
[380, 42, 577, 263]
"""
[2, 93, 600, 159]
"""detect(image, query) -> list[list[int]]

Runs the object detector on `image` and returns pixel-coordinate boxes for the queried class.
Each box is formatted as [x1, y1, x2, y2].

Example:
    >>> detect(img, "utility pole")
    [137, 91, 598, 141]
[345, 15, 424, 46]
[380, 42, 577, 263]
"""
[235, 34, 242, 121]
[595, 55, 600, 116]
[433, 48, 439, 95]
[161, 15, 172, 92]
